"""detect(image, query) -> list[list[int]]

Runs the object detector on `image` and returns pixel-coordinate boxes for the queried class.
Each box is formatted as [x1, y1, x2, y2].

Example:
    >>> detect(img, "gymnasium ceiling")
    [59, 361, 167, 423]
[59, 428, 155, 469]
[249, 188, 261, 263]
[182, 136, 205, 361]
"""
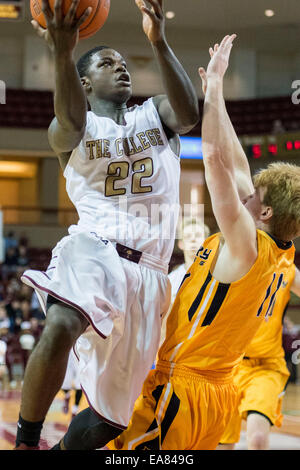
[20, 0, 300, 31]
[108, 0, 300, 31]
[6, 0, 299, 54]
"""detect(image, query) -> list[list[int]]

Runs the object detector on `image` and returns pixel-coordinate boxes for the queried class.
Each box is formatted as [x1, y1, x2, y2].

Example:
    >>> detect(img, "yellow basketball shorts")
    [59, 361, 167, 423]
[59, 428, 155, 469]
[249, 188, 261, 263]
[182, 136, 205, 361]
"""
[220, 357, 290, 445]
[108, 363, 238, 450]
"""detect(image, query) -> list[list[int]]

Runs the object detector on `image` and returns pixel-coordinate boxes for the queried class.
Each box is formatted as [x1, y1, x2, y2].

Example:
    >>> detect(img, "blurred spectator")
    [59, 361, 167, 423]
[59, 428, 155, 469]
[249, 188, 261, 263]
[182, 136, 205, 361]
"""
[20, 299, 32, 322]
[282, 317, 300, 384]
[271, 119, 285, 134]
[0, 305, 10, 331]
[5, 276, 21, 299]
[17, 246, 29, 268]
[0, 281, 4, 302]
[6, 299, 22, 333]
[30, 291, 45, 327]
[0, 235, 48, 388]
[19, 323, 36, 370]
[19, 232, 29, 249]
[4, 231, 18, 254]
[4, 247, 18, 270]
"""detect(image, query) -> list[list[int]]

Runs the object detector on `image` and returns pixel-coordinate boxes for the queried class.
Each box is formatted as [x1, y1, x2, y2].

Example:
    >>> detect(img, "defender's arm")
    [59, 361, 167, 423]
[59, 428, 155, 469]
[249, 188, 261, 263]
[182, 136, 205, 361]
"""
[199, 49, 254, 199]
[201, 35, 257, 263]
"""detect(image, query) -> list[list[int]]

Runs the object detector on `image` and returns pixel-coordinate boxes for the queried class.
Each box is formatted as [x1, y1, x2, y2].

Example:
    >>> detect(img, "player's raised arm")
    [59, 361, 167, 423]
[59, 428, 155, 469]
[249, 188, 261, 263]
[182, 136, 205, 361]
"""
[32, 0, 92, 169]
[199, 46, 254, 199]
[201, 35, 257, 262]
[135, 0, 199, 135]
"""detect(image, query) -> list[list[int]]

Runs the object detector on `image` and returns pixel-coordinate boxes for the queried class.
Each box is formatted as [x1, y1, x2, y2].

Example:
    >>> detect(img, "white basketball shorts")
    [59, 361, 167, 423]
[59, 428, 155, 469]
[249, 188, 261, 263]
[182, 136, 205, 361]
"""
[21, 230, 171, 429]
[61, 349, 81, 391]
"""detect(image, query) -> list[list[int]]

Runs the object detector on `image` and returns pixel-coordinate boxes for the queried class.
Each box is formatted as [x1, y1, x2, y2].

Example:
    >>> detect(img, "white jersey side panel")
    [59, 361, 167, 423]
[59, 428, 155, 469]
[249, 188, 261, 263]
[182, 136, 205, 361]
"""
[64, 98, 180, 263]
[168, 264, 187, 304]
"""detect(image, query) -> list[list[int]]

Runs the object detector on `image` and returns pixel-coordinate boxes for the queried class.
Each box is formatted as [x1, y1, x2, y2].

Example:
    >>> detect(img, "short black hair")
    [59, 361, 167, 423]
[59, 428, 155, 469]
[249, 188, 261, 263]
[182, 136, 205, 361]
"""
[77, 46, 111, 78]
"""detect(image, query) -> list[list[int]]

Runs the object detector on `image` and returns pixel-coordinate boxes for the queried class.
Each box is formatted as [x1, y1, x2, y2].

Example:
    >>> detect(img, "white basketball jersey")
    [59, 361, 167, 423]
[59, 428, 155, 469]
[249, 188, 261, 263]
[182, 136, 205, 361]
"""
[64, 98, 181, 263]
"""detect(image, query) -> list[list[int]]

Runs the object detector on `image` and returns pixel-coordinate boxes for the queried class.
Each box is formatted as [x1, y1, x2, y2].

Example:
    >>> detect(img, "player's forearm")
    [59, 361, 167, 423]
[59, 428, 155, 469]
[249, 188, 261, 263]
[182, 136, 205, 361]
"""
[202, 78, 234, 172]
[152, 39, 199, 130]
[53, 51, 87, 132]
[202, 78, 241, 229]
[221, 101, 254, 197]
[223, 102, 253, 183]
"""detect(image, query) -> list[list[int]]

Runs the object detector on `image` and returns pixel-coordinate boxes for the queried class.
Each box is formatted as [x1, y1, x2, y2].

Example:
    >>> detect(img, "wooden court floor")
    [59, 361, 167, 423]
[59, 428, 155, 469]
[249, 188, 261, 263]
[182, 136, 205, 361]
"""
[0, 380, 300, 450]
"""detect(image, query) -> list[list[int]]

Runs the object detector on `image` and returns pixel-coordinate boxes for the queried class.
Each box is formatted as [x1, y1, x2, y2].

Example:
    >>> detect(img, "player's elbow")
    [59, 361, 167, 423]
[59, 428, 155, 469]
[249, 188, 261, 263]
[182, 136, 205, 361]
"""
[176, 112, 200, 135]
[203, 145, 224, 167]
[62, 116, 86, 135]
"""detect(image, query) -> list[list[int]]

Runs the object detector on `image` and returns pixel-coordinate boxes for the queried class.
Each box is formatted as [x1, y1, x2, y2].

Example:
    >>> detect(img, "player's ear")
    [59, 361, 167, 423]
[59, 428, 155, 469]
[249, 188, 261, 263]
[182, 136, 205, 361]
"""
[81, 77, 92, 93]
[178, 240, 184, 251]
[260, 205, 273, 221]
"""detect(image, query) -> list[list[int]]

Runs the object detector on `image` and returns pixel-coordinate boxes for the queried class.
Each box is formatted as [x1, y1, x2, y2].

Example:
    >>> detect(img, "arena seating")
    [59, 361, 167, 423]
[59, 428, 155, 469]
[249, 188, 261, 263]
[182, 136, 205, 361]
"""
[1, 89, 300, 136]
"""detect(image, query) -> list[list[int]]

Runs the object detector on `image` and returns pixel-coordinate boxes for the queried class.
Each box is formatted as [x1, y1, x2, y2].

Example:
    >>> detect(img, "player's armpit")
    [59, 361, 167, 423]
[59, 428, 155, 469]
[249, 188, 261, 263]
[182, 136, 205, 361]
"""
[234, 169, 255, 200]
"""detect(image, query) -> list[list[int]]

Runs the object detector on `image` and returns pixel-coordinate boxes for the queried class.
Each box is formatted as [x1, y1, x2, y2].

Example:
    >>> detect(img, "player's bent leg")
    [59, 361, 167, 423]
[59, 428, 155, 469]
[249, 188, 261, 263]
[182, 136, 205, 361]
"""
[16, 300, 89, 449]
[246, 411, 271, 450]
[53, 407, 124, 450]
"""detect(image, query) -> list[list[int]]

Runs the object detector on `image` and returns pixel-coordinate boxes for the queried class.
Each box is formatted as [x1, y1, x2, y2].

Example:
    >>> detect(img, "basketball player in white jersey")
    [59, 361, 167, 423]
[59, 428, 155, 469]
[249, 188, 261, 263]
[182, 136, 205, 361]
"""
[15, 0, 199, 450]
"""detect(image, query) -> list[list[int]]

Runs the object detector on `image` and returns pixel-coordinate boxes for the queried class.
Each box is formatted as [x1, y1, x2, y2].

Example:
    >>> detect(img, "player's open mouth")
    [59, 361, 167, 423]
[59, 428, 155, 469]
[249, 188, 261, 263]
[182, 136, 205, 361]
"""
[117, 73, 131, 86]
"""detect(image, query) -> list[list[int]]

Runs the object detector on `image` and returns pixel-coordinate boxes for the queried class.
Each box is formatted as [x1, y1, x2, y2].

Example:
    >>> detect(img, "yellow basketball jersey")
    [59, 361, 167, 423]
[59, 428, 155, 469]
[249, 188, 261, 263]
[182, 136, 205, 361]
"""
[244, 263, 296, 359]
[158, 230, 295, 375]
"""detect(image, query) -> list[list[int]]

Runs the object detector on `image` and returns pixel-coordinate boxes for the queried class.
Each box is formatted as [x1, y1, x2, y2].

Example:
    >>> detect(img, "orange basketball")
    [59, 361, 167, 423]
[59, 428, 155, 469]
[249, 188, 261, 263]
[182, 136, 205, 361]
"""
[30, 0, 110, 39]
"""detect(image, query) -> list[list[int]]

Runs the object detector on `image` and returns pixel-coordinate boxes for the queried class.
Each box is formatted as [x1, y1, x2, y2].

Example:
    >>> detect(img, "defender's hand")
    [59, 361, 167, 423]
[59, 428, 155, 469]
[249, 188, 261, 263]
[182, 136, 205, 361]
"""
[135, 0, 165, 44]
[198, 42, 226, 95]
[31, 0, 92, 55]
[205, 34, 237, 80]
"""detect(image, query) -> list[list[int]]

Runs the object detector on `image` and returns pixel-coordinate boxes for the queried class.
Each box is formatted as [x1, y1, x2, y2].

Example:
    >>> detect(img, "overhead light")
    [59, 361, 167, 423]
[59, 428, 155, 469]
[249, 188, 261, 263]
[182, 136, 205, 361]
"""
[265, 9, 275, 17]
[166, 11, 175, 19]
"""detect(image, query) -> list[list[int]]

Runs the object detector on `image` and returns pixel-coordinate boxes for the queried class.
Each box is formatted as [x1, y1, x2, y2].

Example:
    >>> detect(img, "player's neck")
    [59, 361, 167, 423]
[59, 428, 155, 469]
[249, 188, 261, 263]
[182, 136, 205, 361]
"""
[184, 253, 194, 271]
[89, 99, 128, 124]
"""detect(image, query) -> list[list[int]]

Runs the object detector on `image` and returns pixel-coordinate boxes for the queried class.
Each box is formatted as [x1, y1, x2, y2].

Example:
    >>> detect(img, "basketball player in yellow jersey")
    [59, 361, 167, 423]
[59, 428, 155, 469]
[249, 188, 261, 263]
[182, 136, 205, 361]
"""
[218, 264, 300, 450]
[109, 35, 300, 450]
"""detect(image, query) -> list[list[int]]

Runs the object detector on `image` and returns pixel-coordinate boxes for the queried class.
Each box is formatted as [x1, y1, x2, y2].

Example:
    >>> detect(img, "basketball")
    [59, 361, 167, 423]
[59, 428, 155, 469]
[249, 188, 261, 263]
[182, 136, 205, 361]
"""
[30, 0, 110, 39]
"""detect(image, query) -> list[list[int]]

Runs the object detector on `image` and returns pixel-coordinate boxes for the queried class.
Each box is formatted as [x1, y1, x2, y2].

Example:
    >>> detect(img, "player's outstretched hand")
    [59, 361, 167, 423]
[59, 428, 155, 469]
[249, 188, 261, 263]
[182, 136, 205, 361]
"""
[31, 0, 92, 54]
[135, 0, 166, 44]
[201, 34, 237, 82]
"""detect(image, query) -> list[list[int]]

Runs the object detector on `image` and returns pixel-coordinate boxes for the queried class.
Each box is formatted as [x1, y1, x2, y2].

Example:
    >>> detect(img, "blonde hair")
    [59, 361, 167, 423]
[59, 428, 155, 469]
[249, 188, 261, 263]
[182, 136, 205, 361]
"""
[253, 162, 300, 241]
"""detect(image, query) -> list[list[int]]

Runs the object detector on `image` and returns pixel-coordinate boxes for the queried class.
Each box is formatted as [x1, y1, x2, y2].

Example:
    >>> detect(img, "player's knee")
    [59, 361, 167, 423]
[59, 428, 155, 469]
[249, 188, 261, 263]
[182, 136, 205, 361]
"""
[63, 408, 124, 450]
[40, 305, 86, 353]
[83, 420, 123, 449]
[248, 431, 268, 450]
